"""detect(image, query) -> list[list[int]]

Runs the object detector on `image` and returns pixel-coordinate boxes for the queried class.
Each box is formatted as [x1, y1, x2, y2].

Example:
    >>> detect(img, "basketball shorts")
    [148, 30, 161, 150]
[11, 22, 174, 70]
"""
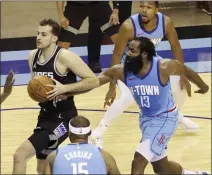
[138, 107, 179, 161]
[59, 2, 120, 42]
[28, 108, 77, 159]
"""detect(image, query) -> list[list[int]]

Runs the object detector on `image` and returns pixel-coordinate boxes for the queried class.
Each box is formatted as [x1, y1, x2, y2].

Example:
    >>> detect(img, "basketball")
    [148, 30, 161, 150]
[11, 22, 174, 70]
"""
[27, 75, 54, 103]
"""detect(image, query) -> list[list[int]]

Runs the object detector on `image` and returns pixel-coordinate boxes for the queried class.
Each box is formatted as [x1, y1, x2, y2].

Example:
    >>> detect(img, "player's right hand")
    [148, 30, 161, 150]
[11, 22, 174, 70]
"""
[60, 15, 69, 29]
[195, 84, 209, 94]
[104, 88, 116, 108]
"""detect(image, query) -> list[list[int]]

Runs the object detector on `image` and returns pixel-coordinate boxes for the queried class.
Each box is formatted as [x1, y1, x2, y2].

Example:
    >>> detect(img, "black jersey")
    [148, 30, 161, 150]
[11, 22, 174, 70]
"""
[32, 46, 77, 114]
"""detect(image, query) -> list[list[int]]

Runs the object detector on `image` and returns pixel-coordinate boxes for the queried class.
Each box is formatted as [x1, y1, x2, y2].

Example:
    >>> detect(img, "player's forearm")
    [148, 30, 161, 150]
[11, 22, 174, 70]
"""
[1, 93, 9, 104]
[109, 54, 121, 89]
[56, 1, 65, 17]
[64, 77, 100, 93]
[171, 44, 184, 64]
[184, 66, 208, 89]
[110, 52, 122, 67]
[65, 89, 92, 97]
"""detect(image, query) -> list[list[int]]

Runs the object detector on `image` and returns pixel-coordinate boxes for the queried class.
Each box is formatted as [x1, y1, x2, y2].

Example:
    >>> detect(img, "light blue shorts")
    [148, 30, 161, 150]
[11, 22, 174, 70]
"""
[139, 108, 179, 156]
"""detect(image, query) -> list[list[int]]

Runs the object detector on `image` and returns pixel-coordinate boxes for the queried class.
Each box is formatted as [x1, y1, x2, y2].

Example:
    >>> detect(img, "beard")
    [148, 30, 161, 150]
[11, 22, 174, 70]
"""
[124, 55, 143, 74]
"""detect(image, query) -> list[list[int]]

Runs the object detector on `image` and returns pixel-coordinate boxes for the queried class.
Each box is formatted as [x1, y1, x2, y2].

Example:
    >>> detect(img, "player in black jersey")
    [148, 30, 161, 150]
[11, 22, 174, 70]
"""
[12, 19, 100, 175]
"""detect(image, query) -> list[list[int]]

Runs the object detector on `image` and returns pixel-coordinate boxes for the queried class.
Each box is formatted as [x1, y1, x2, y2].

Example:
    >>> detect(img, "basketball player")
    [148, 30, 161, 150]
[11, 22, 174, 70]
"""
[91, 1, 199, 147]
[12, 19, 100, 174]
[44, 115, 120, 174]
[1, 70, 15, 104]
[96, 37, 209, 174]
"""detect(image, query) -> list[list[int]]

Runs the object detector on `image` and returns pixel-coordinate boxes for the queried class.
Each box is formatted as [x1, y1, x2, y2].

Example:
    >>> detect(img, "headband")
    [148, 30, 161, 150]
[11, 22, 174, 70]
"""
[69, 120, 91, 135]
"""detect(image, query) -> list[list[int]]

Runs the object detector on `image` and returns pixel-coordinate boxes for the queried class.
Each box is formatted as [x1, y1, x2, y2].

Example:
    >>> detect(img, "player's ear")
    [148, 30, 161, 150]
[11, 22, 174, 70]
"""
[141, 52, 148, 59]
[52, 36, 58, 43]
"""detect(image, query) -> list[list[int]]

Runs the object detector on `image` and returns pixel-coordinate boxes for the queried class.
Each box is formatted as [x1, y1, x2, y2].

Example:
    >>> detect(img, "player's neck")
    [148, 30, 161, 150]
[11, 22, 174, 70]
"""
[142, 16, 157, 31]
[72, 139, 88, 144]
[40, 44, 57, 60]
[138, 60, 152, 76]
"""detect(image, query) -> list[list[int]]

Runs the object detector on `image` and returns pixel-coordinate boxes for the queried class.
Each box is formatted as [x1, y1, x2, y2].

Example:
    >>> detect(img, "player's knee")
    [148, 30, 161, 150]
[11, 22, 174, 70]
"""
[13, 149, 27, 164]
[151, 157, 170, 174]
[132, 152, 148, 168]
[37, 166, 45, 175]
[37, 159, 48, 174]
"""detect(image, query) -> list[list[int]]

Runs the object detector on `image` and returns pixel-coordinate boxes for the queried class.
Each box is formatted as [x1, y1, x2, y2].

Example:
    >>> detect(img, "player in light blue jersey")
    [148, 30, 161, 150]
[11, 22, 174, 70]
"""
[91, 1, 199, 147]
[95, 37, 209, 174]
[44, 115, 120, 175]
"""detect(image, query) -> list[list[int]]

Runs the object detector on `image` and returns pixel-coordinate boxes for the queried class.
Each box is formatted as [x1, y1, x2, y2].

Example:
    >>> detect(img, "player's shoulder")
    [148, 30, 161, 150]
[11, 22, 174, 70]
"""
[57, 47, 79, 61]
[28, 49, 38, 62]
[121, 18, 134, 32]
[163, 14, 174, 29]
[159, 58, 181, 70]
[159, 58, 172, 66]
[28, 49, 38, 58]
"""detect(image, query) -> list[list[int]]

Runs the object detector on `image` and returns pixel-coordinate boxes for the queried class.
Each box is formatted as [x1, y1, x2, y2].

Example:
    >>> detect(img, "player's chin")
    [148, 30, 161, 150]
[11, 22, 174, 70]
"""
[36, 44, 44, 49]
[142, 19, 150, 23]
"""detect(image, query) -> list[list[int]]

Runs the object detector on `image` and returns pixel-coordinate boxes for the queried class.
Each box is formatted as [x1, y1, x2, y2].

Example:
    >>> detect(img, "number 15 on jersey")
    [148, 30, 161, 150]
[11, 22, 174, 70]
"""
[71, 162, 89, 174]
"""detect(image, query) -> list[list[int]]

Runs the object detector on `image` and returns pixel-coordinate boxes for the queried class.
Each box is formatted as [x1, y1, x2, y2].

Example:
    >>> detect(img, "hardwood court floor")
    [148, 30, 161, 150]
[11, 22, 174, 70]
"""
[1, 73, 211, 174]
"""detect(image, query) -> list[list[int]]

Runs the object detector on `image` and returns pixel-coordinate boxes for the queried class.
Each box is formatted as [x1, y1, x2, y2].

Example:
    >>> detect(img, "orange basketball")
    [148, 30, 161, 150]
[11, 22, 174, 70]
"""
[27, 76, 54, 103]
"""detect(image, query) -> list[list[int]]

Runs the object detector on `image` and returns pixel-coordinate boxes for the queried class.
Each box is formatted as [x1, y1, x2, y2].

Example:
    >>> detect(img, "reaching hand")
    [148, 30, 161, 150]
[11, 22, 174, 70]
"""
[109, 9, 119, 25]
[46, 79, 67, 100]
[104, 88, 116, 108]
[60, 15, 69, 29]
[3, 70, 15, 95]
[195, 84, 209, 94]
[179, 76, 191, 97]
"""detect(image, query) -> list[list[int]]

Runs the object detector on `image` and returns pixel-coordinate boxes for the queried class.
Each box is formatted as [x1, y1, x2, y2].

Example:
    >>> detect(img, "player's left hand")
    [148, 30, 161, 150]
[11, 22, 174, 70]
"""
[195, 84, 209, 94]
[180, 76, 191, 97]
[53, 94, 68, 104]
[109, 9, 119, 25]
[46, 79, 67, 100]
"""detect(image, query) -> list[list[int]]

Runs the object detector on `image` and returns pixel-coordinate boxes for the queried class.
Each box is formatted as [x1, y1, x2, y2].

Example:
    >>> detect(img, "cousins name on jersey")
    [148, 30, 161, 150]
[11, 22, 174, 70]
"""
[129, 85, 159, 96]
[64, 151, 93, 161]
[34, 71, 54, 79]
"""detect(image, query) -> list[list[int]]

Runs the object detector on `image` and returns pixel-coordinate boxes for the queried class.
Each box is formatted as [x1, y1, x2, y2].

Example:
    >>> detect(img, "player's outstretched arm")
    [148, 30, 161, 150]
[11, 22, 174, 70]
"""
[98, 64, 124, 86]
[64, 64, 124, 97]
[161, 59, 209, 94]
[101, 149, 121, 175]
[1, 70, 15, 104]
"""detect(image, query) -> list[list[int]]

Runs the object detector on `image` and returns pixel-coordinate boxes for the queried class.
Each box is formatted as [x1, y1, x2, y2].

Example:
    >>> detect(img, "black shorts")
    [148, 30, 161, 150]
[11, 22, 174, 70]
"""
[59, 2, 120, 42]
[28, 108, 77, 159]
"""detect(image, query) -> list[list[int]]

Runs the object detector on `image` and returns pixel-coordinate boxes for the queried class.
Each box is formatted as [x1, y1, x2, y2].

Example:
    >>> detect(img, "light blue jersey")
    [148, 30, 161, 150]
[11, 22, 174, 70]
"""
[53, 143, 107, 174]
[122, 12, 165, 63]
[125, 55, 175, 117]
